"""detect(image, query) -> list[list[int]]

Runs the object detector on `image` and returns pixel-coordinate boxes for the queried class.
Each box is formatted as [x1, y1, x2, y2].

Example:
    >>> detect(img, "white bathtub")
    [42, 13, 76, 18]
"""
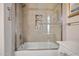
[15, 42, 59, 56]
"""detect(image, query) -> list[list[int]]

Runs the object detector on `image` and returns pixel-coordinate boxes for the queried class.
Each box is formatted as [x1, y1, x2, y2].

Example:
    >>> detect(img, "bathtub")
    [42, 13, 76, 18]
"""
[15, 42, 59, 56]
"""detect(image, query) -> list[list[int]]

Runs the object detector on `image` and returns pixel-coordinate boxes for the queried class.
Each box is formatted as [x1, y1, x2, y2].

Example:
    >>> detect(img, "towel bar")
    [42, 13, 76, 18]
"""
[67, 21, 79, 26]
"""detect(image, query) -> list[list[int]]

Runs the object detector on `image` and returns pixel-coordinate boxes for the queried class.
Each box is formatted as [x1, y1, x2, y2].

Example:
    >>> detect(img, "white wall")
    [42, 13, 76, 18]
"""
[62, 4, 79, 41]
[0, 3, 4, 56]
[4, 3, 16, 56]
[66, 15, 79, 41]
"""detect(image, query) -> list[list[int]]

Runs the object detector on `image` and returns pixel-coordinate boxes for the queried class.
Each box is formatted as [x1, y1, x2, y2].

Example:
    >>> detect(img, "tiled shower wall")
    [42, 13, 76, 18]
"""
[15, 4, 23, 49]
[22, 4, 61, 42]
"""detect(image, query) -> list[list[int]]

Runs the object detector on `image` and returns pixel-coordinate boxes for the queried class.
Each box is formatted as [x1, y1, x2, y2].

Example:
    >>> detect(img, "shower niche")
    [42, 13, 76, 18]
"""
[35, 14, 43, 31]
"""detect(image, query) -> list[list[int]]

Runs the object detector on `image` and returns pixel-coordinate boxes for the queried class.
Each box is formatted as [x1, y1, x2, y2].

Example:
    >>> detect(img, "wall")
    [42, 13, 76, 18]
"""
[62, 4, 79, 41]
[22, 4, 61, 42]
[66, 16, 79, 41]
[4, 3, 16, 56]
[62, 4, 68, 41]
[15, 4, 23, 49]
[53, 4, 62, 41]
[66, 4, 79, 41]
[0, 3, 4, 56]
